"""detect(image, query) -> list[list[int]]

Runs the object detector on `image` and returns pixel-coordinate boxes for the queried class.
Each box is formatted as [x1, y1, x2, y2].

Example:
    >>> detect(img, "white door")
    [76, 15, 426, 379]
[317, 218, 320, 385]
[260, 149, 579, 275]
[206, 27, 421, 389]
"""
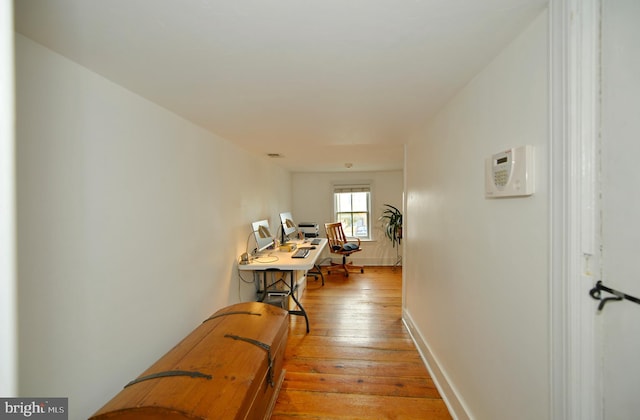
[599, 0, 640, 418]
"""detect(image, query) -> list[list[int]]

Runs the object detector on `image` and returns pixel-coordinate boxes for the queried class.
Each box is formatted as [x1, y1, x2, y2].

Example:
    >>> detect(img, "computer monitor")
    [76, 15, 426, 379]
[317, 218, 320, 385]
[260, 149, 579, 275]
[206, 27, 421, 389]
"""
[279, 211, 297, 243]
[251, 219, 275, 253]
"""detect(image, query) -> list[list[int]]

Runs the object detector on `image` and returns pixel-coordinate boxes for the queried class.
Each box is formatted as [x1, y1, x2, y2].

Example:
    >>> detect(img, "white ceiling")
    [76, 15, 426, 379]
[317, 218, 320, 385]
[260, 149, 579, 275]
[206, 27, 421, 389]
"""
[14, 0, 546, 172]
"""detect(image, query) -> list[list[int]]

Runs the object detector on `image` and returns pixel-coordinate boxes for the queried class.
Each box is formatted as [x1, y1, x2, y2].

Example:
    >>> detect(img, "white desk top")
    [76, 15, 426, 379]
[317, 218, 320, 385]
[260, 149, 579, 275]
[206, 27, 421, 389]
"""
[238, 238, 327, 271]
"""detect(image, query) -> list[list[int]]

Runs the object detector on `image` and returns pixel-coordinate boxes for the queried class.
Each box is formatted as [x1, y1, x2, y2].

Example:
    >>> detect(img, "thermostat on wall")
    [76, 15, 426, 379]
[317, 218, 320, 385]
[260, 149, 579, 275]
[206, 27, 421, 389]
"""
[485, 145, 534, 198]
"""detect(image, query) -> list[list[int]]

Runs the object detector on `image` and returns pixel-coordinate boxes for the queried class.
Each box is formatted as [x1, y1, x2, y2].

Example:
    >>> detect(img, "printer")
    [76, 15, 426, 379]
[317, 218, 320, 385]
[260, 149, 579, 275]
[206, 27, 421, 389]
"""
[298, 222, 319, 238]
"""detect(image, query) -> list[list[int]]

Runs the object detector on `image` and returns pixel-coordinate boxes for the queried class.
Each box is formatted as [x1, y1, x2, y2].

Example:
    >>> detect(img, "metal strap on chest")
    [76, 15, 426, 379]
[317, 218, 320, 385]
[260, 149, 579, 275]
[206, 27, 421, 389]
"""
[124, 370, 212, 388]
[203, 311, 262, 323]
[224, 334, 274, 387]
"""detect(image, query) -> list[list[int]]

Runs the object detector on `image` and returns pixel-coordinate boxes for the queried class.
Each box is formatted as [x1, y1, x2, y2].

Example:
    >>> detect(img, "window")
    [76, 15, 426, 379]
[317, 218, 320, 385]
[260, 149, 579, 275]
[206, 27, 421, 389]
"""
[333, 185, 371, 239]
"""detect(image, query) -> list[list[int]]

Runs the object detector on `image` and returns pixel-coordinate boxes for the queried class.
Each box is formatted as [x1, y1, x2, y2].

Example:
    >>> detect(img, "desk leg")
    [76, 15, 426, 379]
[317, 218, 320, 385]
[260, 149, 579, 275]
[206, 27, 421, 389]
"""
[263, 269, 309, 333]
[307, 264, 325, 286]
[287, 271, 310, 333]
[257, 272, 268, 302]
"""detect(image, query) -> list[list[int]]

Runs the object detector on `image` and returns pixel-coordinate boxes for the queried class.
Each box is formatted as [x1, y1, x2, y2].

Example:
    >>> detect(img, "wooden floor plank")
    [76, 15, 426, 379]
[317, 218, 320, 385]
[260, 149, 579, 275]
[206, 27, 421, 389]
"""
[287, 335, 417, 352]
[274, 390, 450, 420]
[271, 267, 452, 420]
[281, 371, 442, 398]
[286, 346, 423, 364]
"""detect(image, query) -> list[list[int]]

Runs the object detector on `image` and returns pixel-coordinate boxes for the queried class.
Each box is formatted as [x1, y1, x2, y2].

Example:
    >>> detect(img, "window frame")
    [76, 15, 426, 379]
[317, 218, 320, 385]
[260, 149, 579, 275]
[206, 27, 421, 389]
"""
[332, 184, 372, 240]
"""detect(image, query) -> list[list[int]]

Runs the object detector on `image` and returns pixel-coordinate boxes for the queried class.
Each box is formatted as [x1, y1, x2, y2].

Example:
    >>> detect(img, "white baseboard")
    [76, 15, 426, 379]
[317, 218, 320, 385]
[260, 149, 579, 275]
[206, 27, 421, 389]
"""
[402, 309, 471, 420]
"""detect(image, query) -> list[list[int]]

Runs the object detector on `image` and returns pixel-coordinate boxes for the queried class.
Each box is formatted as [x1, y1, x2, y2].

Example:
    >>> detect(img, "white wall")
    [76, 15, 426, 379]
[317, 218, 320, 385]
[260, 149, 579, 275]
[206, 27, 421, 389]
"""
[292, 170, 403, 266]
[0, 0, 17, 397]
[15, 34, 291, 419]
[404, 10, 549, 420]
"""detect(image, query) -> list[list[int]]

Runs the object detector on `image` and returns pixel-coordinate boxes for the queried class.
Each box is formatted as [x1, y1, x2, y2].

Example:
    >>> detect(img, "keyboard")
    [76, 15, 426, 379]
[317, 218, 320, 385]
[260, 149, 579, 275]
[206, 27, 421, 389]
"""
[310, 238, 321, 245]
[292, 248, 310, 258]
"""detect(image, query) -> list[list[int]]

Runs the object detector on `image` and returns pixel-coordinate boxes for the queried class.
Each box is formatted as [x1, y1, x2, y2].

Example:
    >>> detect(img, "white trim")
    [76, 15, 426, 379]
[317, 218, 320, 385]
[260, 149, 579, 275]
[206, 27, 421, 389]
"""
[549, 0, 601, 419]
[0, 0, 17, 396]
[402, 309, 471, 420]
[401, 145, 407, 311]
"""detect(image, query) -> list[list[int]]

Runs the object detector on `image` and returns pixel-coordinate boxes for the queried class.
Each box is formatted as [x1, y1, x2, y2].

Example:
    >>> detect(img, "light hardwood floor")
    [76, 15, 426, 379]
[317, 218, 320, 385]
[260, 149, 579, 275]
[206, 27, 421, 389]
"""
[271, 266, 452, 420]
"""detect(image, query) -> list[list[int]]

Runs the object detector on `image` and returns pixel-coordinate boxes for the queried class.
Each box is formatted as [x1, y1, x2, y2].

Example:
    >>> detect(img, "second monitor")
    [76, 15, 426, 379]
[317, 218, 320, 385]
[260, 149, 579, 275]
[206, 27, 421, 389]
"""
[279, 211, 298, 244]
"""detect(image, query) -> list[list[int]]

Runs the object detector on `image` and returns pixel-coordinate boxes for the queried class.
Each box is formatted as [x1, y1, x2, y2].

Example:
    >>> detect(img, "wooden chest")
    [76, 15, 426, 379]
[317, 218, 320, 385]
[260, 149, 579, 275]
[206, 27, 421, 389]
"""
[90, 302, 289, 420]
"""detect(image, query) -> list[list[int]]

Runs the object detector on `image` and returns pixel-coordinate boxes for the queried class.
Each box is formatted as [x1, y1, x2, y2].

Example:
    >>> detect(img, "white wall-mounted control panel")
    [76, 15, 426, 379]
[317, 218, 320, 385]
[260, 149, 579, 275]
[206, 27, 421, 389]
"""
[485, 145, 534, 198]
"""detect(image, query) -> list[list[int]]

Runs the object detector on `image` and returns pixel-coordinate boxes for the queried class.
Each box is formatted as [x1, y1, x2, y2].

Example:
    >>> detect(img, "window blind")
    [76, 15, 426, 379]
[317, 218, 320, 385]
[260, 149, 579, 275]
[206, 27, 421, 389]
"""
[333, 185, 371, 193]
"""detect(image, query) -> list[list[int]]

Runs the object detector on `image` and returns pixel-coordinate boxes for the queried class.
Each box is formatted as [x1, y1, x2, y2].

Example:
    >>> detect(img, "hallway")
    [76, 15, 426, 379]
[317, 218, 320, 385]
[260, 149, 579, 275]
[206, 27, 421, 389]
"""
[271, 267, 452, 419]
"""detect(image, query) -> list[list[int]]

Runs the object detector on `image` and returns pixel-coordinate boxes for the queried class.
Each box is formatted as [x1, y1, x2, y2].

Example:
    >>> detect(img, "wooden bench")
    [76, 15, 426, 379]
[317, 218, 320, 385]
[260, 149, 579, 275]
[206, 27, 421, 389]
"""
[90, 302, 289, 419]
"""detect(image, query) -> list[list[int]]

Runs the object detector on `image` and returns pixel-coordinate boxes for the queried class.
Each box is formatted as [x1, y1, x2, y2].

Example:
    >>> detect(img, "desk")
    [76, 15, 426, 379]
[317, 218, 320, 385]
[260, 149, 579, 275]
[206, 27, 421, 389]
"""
[238, 238, 327, 333]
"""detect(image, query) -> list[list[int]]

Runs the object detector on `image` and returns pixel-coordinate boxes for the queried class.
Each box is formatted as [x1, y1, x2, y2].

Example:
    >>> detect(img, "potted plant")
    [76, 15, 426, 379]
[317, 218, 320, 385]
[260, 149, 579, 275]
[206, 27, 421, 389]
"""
[379, 204, 403, 248]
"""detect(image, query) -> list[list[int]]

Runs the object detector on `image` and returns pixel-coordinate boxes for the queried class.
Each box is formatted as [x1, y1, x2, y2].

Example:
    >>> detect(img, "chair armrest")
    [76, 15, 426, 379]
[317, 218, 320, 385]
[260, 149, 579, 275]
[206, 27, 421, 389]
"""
[345, 237, 361, 247]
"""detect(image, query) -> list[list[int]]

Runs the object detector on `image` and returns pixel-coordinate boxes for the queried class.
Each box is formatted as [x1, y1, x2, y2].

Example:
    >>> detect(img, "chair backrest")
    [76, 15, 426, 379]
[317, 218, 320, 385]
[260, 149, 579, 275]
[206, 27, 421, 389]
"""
[325, 222, 348, 251]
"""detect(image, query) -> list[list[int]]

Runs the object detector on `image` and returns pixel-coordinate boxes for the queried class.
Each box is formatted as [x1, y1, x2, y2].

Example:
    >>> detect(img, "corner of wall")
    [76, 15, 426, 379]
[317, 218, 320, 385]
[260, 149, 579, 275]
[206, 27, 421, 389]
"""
[402, 308, 471, 420]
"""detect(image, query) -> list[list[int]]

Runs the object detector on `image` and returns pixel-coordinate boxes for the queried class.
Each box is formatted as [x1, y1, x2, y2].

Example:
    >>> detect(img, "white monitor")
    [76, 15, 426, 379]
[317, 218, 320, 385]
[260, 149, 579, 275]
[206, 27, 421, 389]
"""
[251, 219, 274, 253]
[279, 211, 297, 242]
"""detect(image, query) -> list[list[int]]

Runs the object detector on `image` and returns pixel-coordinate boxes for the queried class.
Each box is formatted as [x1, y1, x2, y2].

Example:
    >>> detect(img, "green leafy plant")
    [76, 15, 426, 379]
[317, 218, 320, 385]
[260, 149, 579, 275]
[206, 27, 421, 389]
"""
[379, 204, 403, 247]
